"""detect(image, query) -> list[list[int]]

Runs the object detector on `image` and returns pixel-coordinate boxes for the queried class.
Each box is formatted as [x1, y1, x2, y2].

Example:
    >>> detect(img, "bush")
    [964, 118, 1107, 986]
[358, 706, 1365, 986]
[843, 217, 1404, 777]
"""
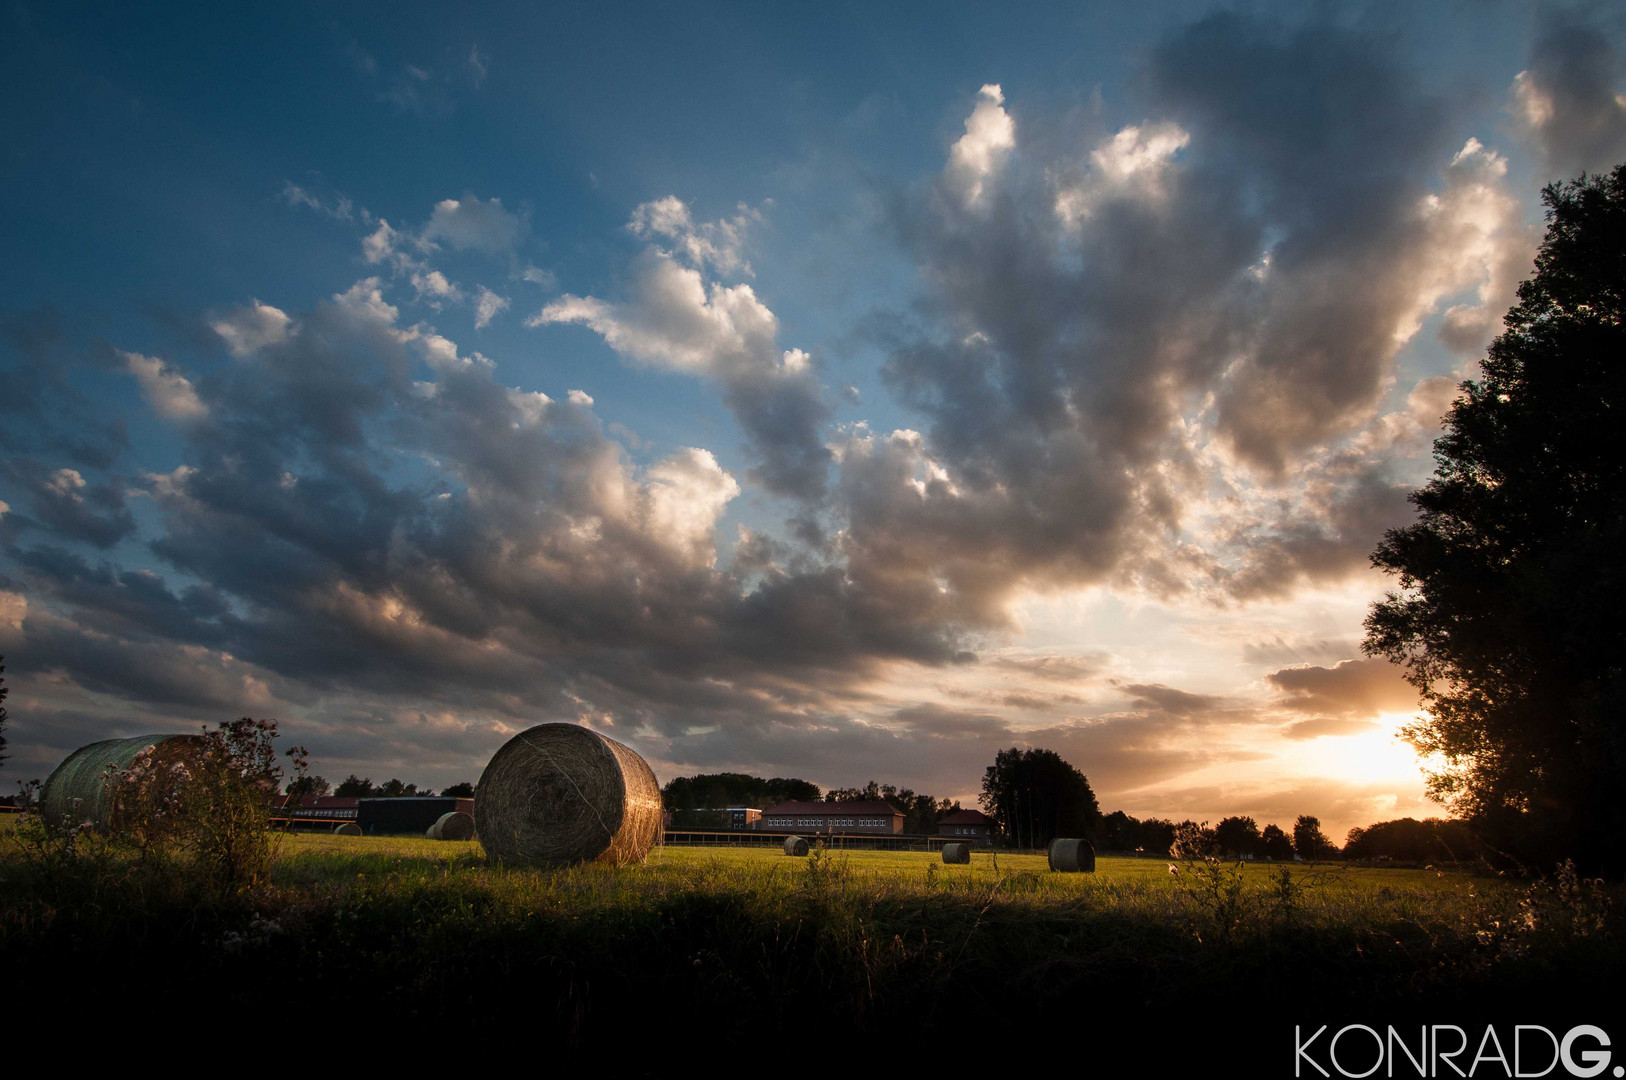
[82, 718, 303, 893]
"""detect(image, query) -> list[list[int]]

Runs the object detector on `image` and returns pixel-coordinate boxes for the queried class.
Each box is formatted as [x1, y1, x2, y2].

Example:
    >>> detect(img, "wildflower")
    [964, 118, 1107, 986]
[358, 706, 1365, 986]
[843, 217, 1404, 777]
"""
[1168, 863, 1179, 876]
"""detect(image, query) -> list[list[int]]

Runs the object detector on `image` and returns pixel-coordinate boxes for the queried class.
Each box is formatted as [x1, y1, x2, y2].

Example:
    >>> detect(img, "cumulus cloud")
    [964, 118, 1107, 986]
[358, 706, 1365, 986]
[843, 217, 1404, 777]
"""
[532, 215, 832, 499]
[1054, 121, 1191, 224]
[212, 300, 294, 357]
[421, 194, 527, 255]
[1, 269, 975, 787]
[629, 196, 762, 276]
[835, 12, 1538, 632]
[473, 286, 509, 329]
[645, 448, 741, 568]
[120, 351, 208, 421]
[411, 269, 465, 305]
[946, 84, 1016, 205]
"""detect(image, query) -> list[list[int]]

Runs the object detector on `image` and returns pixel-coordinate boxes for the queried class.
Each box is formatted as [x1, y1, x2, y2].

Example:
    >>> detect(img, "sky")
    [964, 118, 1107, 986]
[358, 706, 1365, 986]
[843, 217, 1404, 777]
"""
[4, 1, 1625, 841]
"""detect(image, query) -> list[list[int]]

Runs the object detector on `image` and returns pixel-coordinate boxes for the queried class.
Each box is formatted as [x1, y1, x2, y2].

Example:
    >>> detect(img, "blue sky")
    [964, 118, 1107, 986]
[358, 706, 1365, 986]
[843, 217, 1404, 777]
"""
[4, 2, 1624, 838]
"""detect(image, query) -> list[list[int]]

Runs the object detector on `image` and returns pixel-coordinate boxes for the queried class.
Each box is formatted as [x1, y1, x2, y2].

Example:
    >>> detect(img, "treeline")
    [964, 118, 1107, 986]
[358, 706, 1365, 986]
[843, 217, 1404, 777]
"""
[286, 775, 476, 798]
[661, 772, 820, 822]
[1343, 817, 1481, 863]
[1099, 810, 1479, 863]
[662, 773, 961, 835]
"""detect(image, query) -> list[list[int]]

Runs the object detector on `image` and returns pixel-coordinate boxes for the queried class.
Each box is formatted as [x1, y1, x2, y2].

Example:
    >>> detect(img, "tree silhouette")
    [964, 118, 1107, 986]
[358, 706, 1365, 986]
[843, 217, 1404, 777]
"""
[1293, 815, 1331, 861]
[979, 747, 1101, 848]
[1365, 164, 1626, 869]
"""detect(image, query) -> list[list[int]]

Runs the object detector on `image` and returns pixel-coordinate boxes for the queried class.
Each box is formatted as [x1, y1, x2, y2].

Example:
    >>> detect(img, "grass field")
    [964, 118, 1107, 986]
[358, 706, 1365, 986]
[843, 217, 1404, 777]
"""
[3, 822, 1617, 1064]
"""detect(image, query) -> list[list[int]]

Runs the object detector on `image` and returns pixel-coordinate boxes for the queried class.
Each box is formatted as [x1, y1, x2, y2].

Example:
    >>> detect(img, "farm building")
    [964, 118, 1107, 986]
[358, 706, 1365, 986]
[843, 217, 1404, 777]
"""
[758, 800, 904, 835]
[272, 795, 360, 826]
[667, 806, 762, 830]
[937, 808, 996, 845]
[357, 796, 475, 835]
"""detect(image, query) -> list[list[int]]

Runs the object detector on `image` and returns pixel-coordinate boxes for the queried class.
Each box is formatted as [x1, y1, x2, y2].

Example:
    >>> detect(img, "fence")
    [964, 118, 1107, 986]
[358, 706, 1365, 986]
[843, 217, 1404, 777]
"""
[662, 830, 965, 852]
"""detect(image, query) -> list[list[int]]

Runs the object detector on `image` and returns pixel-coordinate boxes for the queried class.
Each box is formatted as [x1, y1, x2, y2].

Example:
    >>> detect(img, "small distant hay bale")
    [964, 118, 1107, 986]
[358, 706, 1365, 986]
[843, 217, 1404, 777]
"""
[427, 811, 476, 841]
[39, 734, 207, 834]
[332, 822, 362, 836]
[475, 723, 663, 867]
[784, 836, 810, 856]
[1048, 837, 1096, 872]
[941, 842, 971, 864]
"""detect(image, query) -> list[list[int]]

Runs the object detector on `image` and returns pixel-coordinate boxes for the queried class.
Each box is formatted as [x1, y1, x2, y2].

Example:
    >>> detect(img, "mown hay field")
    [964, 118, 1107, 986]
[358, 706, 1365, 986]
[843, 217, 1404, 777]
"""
[3, 819, 1617, 1064]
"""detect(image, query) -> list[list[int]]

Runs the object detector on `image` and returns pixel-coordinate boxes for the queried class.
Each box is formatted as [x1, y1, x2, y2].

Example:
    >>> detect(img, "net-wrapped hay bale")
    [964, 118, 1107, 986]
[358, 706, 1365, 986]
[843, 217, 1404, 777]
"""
[475, 723, 662, 867]
[784, 836, 810, 856]
[942, 841, 971, 864]
[1048, 837, 1096, 872]
[39, 734, 206, 834]
[332, 822, 362, 836]
[427, 810, 476, 841]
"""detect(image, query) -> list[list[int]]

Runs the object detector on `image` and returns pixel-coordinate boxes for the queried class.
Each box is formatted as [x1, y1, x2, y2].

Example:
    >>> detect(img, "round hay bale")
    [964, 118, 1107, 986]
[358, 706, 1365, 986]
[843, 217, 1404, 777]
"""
[941, 841, 971, 864]
[332, 822, 362, 836]
[39, 734, 206, 834]
[427, 810, 476, 841]
[1048, 837, 1096, 872]
[784, 836, 810, 856]
[475, 723, 663, 867]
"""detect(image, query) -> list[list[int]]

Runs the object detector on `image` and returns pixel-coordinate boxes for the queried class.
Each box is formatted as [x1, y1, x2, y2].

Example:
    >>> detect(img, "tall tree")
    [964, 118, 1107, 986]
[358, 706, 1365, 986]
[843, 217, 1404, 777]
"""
[0, 654, 8, 769]
[979, 747, 1101, 848]
[1214, 815, 1262, 858]
[334, 775, 377, 797]
[1261, 823, 1295, 861]
[1364, 164, 1626, 870]
[285, 774, 331, 797]
[1293, 815, 1332, 861]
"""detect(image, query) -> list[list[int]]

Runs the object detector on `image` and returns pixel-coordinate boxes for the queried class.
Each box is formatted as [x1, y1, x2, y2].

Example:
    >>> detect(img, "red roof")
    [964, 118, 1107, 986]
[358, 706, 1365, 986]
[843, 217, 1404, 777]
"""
[938, 808, 993, 825]
[763, 800, 902, 817]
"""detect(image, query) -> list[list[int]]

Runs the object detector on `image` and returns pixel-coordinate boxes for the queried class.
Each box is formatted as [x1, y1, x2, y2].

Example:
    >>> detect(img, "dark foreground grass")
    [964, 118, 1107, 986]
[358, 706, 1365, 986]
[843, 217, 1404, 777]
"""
[2, 825, 1618, 1066]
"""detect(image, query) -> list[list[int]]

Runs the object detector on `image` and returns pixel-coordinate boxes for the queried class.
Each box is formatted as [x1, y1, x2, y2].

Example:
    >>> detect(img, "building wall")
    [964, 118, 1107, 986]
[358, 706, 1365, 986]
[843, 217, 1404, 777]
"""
[759, 814, 902, 834]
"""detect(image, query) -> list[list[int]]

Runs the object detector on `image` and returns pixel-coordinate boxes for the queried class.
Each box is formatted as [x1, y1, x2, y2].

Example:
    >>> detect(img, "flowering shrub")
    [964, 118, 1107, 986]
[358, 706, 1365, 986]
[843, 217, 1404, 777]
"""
[11, 718, 308, 894]
[1167, 820, 1219, 860]
[7, 777, 114, 879]
[154, 718, 305, 892]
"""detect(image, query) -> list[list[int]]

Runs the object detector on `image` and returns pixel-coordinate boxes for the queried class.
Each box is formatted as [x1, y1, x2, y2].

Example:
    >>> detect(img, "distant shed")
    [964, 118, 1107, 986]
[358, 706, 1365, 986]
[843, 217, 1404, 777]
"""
[358, 797, 475, 836]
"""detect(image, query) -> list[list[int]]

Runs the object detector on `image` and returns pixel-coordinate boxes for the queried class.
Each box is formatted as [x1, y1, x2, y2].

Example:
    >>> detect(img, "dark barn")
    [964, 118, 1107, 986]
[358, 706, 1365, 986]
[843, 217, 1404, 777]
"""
[358, 797, 476, 835]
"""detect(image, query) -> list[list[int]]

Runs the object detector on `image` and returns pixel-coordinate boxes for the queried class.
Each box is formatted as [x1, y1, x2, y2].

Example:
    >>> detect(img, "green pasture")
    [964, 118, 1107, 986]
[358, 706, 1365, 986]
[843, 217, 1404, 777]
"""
[266, 829, 1495, 929]
[4, 817, 1616, 1057]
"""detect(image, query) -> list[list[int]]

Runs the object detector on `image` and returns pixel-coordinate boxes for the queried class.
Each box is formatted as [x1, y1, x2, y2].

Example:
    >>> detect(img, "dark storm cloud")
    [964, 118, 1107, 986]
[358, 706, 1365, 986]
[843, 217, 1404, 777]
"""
[841, 11, 1506, 629]
[17, 608, 272, 715]
[2, 458, 135, 548]
[1118, 683, 1225, 716]
[11, 545, 231, 645]
[1266, 657, 1417, 716]
[4, 277, 981, 777]
[1146, 14, 1458, 470]
[1515, 12, 1626, 179]
[1220, 467, 1415, 600]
